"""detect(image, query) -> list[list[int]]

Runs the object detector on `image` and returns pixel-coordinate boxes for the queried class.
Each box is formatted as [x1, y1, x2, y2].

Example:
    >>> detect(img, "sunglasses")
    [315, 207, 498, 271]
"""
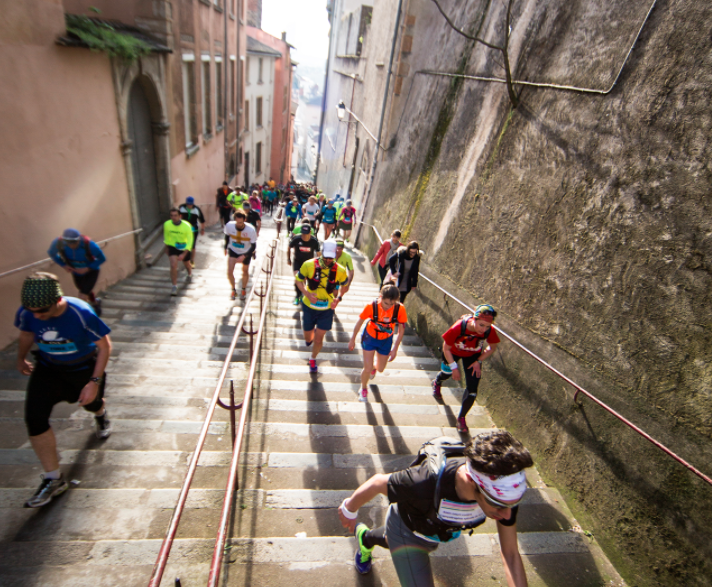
[480, 489, 523, 509]
[25, 304, 54, 315]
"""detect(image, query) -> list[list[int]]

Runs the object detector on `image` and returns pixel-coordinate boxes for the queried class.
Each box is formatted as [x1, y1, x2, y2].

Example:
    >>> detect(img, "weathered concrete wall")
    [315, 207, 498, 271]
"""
[361, 0, 712, 584]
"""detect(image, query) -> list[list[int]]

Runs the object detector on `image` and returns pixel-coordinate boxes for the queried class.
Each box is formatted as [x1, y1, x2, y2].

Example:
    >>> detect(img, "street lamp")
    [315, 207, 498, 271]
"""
[335, 100, 377, 142]
[336, 100, 346, 121]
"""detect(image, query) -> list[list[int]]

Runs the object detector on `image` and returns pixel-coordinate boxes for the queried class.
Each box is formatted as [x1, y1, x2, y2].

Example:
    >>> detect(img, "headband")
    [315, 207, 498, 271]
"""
[22, 275, 63, 309]
[466, 461, 527, 502]
[473, 304, 496, 323]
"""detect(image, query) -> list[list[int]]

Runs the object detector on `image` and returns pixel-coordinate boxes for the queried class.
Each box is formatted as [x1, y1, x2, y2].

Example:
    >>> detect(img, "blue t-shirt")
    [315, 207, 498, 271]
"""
[15, 297, 111, 363]
[48, 238, 106, 270]
[285, 203, 302, 218]
[321, 207, 337, 223]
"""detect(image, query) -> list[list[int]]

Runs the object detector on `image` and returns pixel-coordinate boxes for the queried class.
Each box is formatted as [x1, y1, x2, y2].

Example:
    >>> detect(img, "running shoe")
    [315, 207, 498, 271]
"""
[185, 273, 192, 283]
[230, 289, 237, 300]
[359, 388, 368, 402]
[92, 298, 102, 317]
[24, 475, 68, 508]
[240, 288, 247, 301]
[170, 285, 178, 296]
[95, 410, 112, 439]
[293, 296, 300, 306]
[309, 359, 318, 373]
[354, 523, 374, 574]
[370, 369, 377, 381]
[456, 417, 469, 434]
[432, 378, 442, 399]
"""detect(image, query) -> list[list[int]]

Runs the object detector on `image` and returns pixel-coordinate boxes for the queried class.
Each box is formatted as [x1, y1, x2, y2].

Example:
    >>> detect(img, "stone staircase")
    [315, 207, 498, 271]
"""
[0, 215, 625, 587]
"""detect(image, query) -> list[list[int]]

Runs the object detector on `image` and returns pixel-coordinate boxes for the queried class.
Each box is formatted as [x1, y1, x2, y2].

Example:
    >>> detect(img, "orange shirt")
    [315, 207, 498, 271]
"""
[360, 301, 408, 340]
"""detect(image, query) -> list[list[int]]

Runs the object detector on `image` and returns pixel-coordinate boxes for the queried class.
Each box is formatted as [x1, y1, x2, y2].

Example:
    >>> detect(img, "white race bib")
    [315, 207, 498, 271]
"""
[437, 499, 486, 526]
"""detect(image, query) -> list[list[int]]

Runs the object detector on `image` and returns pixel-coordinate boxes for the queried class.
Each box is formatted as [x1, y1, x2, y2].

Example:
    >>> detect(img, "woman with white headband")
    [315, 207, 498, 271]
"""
[338, 430, 533, 587]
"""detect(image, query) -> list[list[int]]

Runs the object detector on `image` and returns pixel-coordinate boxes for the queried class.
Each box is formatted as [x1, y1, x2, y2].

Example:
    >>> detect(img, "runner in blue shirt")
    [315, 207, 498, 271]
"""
[319, 200, 338, 240]
[285, 197, 302, 233]
[48, 228, 106, 315]
[15, 273, 113, 508]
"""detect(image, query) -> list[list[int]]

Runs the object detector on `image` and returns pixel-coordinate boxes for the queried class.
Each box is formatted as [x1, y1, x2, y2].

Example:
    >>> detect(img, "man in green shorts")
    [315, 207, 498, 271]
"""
[335, 239, 355, 299]
[163, 208, 194, 296]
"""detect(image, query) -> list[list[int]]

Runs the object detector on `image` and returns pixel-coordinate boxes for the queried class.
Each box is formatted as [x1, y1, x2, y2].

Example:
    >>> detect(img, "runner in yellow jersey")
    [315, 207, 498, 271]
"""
[163, 208, 194, 296]
[295, 240, 348, 373]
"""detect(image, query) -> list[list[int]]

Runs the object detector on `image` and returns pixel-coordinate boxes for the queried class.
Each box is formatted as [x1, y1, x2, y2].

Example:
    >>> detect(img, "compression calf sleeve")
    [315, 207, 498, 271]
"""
[459, 393, 477, 419]
[363, 526, 388, 550]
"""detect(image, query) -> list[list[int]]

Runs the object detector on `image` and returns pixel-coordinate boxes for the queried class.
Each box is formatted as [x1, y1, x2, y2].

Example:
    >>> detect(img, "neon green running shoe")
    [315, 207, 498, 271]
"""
[354, 523, 374, 574]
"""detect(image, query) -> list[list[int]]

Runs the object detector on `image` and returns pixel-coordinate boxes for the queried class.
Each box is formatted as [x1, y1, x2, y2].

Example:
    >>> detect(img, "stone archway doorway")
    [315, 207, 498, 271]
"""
[127, 80, 162, 234]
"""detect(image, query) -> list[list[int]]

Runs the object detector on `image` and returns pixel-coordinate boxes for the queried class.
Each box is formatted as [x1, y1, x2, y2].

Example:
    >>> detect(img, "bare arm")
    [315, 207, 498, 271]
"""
[338, 473, 391, 533]
[497, 521, 528, 587]
[389, 322, 406, 361]
[16, 331, 35, 375]
[348, 318, 365, 351]
[78, 335, 112, 406]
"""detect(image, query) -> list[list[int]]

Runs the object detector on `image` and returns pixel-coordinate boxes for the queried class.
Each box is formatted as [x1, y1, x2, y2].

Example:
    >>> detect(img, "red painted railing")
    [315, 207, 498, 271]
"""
[360, 221, 712, 488]
[148, 238, 280, 587]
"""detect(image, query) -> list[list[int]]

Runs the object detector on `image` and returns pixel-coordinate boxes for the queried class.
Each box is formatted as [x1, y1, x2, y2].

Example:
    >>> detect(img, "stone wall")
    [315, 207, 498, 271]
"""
[361, 0, 712, 584]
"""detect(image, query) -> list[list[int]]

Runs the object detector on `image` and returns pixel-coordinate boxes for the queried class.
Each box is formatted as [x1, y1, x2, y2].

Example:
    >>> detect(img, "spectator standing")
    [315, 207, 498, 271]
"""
[48, 228, 106, 316]
[388, 242, 421, 303]
[371, 230, 402, 285]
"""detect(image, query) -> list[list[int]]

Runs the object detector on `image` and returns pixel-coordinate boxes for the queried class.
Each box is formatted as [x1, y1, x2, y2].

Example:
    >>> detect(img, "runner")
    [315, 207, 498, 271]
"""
[48, 229, 106, 315]
[302, 195, 320, 224]
[15, 272, 113, 508]
[292, 218, 317, 237]
[334, 239, 355, 298]
[337, 199, 357, 242]
[348, 282, 407, 401]
[249, 189, 263, 214]
[338, 431, 532, 586]
[287, 224, 320, 305]
[216, 181, 233, 226]
[285, 197, 302, 233]
[371, 230, 402, 285]
[227, 187, 248, 212]
[242, 201, 262, 236]
[224, 210, 257, 301]
[319, 200, 338, 240]
[295, 240, 348, 373]
[179, 196, 206, 268]
[163, 208, 194, 296]
[388, 241, 421, 303]
[432, 304, 500, 433]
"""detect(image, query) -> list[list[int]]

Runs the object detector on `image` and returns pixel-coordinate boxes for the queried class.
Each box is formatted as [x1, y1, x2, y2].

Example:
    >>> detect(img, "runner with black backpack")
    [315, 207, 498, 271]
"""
[432, 304, 501, 433]
[338, 431, 532, 586]
[348, 282, 407, 401]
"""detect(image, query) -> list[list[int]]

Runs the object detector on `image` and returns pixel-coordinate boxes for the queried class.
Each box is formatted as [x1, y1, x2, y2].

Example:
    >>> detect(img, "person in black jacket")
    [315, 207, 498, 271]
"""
[388, 241, 421, 303]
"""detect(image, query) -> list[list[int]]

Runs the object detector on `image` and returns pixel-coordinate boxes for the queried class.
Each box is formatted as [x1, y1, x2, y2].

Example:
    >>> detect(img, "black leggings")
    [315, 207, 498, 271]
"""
[287, 217, 297, 232]
[435, 352, 481, 419]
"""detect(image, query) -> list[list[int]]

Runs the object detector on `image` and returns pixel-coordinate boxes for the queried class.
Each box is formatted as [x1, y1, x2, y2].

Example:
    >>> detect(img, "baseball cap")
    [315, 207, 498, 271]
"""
[346, 200, 352, 205]
[186, 196, 195, 204]
[62, 228, 81, 241]
[300, 224, 311, 234]
[322, 240, 337, 258]
[335, 239, 345, 247]
[242, 201, 251, 208]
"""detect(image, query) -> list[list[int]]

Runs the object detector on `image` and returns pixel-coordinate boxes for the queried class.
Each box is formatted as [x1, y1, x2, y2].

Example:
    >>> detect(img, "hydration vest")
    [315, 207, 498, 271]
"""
[306, 261, 339, 294]
[57, 236, 95, 267]
[370, 299, 401, 337]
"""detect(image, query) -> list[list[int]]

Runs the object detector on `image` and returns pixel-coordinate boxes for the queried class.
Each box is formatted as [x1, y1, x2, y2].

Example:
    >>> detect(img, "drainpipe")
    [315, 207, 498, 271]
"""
[315, 0, 338, 184]
[354, 0, 403, 245]
[224, 0, 229, 181]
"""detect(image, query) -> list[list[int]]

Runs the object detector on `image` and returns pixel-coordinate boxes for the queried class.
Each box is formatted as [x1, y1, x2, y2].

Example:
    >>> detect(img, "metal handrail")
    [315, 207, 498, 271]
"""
[207, 237, 280, 586]
[358, 220, 712, 487]
[0, 228, 143, 280]
[147, 239, 279, 587]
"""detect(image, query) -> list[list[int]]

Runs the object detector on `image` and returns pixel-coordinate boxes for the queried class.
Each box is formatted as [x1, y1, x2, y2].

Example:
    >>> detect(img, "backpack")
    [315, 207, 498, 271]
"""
[370, 300, 401, 337]
[306, 261, 339, 294]
[409, 437, 484, 531]
[57, 236, 95, 267]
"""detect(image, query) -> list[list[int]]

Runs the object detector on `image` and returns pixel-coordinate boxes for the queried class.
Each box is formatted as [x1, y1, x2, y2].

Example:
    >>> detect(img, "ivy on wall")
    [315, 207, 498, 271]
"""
[66, 13, 151, 62]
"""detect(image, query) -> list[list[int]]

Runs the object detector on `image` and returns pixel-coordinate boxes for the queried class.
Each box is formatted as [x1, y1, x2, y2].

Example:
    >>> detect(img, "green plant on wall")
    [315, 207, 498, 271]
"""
[66, 13, 151, 63]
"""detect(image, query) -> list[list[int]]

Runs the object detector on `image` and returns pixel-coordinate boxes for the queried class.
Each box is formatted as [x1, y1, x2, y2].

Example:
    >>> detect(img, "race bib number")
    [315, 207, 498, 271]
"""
[38, 341, 79, 355]
[313, 299, 329, 308]
[437, 499, 486, 526]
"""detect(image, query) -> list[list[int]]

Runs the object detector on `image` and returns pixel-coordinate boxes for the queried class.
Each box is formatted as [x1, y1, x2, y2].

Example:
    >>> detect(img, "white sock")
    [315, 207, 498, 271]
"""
[44, 469, 61, 480]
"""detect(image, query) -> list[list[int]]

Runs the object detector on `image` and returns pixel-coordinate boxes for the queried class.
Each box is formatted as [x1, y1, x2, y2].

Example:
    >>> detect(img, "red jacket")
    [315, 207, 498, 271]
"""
[372, 239, 397, 268]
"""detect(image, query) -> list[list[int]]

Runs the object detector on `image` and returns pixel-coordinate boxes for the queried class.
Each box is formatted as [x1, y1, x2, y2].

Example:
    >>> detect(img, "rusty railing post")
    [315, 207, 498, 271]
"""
[229, 380, 237, 447]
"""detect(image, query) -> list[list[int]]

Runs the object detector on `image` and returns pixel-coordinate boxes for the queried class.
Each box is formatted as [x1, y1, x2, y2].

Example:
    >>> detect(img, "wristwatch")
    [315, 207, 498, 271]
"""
[89, 376, 103, 384]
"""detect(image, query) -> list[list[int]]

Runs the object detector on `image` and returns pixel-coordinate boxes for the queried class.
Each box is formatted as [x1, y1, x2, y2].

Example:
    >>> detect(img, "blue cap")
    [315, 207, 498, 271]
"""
[62, 228, 81, 241]
[186, 196, 195, 204]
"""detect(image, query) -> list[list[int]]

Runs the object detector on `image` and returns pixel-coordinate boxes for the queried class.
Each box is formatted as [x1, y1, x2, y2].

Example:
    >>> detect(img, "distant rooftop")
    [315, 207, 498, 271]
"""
[246, 36, 283, 58]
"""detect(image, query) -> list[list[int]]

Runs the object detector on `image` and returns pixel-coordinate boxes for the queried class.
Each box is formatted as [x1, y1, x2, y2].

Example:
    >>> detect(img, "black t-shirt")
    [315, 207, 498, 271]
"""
[289, 235, 320, 267]
[387, 457, 518, 542]
[245, 210, 261, 226]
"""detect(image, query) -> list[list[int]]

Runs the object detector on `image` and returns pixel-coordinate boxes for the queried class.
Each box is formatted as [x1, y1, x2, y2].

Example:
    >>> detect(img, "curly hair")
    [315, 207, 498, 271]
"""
[464, 430, 533, 476]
